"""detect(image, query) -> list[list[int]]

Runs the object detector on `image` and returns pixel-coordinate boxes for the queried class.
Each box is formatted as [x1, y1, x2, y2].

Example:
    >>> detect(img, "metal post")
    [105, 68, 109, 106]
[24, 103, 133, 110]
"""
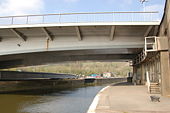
[59, 14, 61, 23]
[26, 16, 29, 24]
[42, 15, 45, 23]
[132, 13, 134, 22]
[11, 17, 14, 24]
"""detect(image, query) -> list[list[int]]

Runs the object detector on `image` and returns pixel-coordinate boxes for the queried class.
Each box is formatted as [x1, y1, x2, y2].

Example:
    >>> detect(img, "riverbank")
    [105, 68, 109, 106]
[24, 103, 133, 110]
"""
[0, 78, 126, 93]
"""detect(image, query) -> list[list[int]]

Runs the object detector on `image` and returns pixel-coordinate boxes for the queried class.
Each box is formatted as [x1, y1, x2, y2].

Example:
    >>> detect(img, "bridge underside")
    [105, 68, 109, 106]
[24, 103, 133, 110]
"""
[0, 22, 159, 68]
[0, 49, 136, 68]
[132, 0, 170, 96]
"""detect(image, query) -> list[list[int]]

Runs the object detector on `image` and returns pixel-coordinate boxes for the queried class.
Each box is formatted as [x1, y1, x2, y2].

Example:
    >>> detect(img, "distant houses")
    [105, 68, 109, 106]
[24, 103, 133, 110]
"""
[87, 72, 115, 78]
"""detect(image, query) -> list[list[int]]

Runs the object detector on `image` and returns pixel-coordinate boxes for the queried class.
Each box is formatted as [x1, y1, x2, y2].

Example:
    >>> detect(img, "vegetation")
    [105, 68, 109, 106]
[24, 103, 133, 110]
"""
[3, 61, 132, 77]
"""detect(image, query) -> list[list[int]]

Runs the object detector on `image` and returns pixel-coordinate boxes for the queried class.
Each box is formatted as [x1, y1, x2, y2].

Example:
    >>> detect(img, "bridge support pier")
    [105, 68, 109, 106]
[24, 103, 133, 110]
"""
[160, 51, 170, 96]
[141, 64, 146, 85]
[132, 64, 145, 85]
[133, 51, 170, 96]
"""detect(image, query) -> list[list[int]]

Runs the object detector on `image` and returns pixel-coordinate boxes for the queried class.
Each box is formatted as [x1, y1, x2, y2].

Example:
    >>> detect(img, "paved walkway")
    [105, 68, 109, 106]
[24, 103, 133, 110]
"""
[95, 82, 170, 113]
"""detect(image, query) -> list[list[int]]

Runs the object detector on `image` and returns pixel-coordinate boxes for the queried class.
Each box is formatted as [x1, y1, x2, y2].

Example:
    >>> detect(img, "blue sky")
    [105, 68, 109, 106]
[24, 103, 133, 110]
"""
[43, 0, 165, 13]
[0, 0, 166, 17]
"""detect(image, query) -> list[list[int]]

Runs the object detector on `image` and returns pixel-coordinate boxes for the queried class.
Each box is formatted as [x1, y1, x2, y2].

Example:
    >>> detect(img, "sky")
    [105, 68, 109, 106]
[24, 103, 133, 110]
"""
[0, 0, 166, 16]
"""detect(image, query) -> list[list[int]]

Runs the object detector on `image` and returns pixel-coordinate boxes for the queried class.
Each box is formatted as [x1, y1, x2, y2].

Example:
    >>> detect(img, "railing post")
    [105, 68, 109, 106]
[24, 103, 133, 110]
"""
[131, 13, 134, 22]
[11, 17, 14, 24]
[26, 16, 29, 24]
[112, 13, 114, 22]
[42, 15, 45, 23]
[59, 13, 61, 23]
[146, 71, 151, 93]
[77, 15, 78, 23]
[151, 13, 152, 21]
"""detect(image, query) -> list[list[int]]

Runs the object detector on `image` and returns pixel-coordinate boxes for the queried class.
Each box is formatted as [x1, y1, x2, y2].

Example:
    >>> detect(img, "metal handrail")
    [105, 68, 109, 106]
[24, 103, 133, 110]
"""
[0, 11, 159, 18]
[0, 11, 159, 25]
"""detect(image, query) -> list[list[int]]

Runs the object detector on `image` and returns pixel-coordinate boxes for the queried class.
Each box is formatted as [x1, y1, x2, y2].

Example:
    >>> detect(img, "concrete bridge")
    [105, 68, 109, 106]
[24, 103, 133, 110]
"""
[0, 0, 170, 96]
[0, 11, 159, 68]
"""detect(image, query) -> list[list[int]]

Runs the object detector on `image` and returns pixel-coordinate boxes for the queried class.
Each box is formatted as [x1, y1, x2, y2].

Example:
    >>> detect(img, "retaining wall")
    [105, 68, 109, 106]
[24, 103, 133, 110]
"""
[0, 78, 126, 93]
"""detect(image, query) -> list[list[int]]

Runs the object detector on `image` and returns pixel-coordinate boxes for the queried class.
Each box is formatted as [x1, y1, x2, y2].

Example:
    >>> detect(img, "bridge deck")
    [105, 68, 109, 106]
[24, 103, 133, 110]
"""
[0, 12, 161, 68]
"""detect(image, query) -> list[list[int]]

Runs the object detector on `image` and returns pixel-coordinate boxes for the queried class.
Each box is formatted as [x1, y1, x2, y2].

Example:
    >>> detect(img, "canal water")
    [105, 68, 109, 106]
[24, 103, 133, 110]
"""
[0, 85, 105, 113]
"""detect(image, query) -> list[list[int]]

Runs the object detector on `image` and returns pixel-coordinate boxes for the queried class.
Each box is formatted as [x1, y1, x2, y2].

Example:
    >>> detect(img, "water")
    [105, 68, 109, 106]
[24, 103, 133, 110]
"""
[0, 85, 105, 113]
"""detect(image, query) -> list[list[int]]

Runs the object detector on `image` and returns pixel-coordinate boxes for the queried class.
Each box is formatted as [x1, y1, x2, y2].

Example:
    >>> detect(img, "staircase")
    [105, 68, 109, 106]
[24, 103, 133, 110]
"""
[150, 82, 161, 94]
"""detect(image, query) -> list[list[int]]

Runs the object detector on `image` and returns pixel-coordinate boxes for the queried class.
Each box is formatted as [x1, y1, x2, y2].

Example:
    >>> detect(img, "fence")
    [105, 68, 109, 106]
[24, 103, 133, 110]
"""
[0, 11, 159, 25]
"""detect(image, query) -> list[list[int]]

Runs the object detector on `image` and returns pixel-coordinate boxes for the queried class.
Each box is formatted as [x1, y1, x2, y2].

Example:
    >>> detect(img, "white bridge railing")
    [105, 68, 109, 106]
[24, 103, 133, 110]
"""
[0, 11, 159, 25]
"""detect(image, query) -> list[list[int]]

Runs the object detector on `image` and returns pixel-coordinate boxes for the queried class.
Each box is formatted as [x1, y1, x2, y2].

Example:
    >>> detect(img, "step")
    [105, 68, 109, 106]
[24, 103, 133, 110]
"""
[150, 88, 160, 90]
[150, 91, 160, 92]
[150, 92, 160, 94]
[150, 89, 160, 91]
[150, 87, 160, 89]
[150, 86, 160, 88]
[150, 82, 159, 84]
[150, 84, 159, 86]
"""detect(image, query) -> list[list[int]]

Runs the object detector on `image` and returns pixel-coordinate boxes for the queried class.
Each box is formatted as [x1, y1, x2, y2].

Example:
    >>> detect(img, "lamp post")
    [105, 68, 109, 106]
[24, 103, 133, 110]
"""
[140, 0, 149, 12]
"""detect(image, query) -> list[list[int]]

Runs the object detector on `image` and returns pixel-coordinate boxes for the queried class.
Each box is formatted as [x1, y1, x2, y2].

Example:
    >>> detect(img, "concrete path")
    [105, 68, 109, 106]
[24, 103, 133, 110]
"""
[95, 82, 170, 113]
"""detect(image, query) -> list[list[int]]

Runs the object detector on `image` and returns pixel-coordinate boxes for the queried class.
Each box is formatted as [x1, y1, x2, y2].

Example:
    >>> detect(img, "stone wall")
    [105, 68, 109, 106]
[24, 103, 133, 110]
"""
[158, 0, 170, 96]
[0, 78, 126, 93]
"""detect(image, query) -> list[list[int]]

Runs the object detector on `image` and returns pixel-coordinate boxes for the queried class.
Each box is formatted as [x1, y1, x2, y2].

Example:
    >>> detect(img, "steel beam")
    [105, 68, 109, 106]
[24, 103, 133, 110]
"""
[110, 26, 116, 40]
[10, 28, 26, 41]
[75, 26, 82, 41]
[42, 27, 53, 41]
[153, 26, 159, 36]
[144, 26, 153, 37]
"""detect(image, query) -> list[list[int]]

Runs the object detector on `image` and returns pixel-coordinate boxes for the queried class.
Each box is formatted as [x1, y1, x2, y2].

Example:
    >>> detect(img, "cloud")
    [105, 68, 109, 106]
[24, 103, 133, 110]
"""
[0, 0, 44, 16]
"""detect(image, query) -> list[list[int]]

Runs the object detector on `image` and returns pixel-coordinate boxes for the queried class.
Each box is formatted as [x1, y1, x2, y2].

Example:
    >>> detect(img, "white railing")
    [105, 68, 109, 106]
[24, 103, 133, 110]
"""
[146, 71, 151, 93]
[133, 36, 160, 65]
[145, 36, 159, 52]
[0, 11, 159, 25]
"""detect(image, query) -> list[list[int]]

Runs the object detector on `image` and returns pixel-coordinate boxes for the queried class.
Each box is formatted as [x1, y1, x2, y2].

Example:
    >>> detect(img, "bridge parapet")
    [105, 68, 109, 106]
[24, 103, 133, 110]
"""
[0, 11, 159, 25]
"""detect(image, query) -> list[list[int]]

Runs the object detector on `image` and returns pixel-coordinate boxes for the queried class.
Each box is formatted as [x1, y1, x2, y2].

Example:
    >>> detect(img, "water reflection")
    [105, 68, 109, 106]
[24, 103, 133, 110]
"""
[0, 85, 104, 113]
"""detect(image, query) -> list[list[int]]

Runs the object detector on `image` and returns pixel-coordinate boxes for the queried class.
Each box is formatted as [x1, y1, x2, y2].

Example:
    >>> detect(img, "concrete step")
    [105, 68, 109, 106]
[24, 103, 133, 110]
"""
[150, 85, 159, 86]
[150, 83, 159, 84]
[150, 90, 160, 92]
[150, 92, 161, 94]
[150, 89, 160, 91]
[150, 87, 160, 89]
[149, 82, 160, 94]
[150, 85, 159, 87]
[150, 87, 159, 88]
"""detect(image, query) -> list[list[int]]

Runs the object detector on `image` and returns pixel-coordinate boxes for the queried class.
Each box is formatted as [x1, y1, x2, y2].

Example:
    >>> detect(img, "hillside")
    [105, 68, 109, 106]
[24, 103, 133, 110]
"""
[3, 61, 132, 77]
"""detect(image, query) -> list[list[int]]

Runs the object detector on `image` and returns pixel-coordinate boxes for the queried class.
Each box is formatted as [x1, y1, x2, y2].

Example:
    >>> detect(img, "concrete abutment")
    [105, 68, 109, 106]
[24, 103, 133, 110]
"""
[133, 0, 170, 96]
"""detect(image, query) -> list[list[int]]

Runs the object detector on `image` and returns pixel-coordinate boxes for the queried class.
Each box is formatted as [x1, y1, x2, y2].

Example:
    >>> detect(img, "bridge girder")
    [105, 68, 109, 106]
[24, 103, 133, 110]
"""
[0, 22, 159, 68]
